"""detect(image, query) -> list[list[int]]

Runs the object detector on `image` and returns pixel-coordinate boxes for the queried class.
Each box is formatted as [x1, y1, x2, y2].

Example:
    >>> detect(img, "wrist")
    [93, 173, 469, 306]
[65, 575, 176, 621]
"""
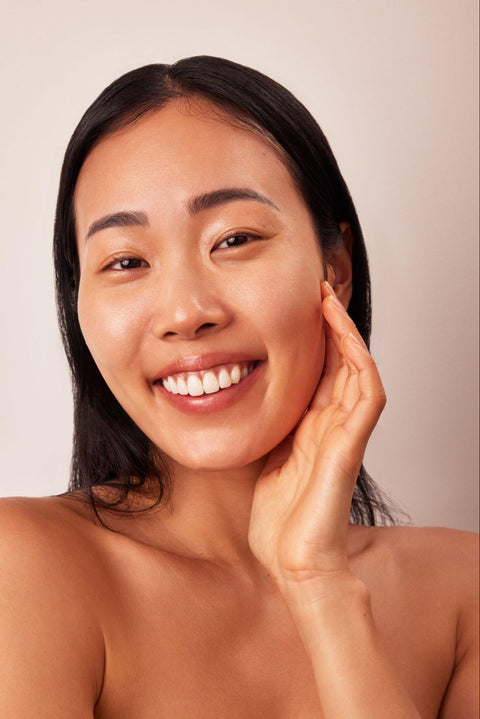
[277, 572, 377, 666]
[276, 569, 371, 615]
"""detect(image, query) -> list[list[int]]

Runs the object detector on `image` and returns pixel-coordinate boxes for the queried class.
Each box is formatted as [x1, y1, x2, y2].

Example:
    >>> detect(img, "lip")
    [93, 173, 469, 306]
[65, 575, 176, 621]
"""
[153, 352, 263, 382]
[153, 359, 265, 415]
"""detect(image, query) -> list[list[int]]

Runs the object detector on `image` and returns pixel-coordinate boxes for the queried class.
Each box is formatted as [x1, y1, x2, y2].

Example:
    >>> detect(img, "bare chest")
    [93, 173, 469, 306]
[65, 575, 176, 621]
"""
[93, 556, 454, 719]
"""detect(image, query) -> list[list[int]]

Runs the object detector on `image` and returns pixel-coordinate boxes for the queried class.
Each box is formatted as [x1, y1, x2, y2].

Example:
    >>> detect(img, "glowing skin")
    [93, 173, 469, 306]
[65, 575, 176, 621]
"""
[75, 100, 328, 473]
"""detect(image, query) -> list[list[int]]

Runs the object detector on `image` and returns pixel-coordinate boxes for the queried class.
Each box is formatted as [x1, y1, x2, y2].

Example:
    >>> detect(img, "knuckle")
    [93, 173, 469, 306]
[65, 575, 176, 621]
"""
[375, 390, 387, 411]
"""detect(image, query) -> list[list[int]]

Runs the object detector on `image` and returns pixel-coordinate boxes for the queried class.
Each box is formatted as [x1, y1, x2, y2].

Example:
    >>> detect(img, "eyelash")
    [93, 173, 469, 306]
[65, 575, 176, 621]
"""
[102, 233, 262, 272]
[104, 257, 148, 272]
[216, 233, 261, 249]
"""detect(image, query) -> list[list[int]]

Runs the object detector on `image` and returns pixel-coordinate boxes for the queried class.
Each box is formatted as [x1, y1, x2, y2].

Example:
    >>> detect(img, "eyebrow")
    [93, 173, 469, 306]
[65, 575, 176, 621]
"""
[84, 188, 279, 241]
[85, 210, 149, 241]
[186, 187, 280, 215]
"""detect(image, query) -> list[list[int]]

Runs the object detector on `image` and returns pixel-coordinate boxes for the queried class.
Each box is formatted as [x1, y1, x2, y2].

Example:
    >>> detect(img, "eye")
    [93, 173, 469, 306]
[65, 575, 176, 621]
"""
[216, 234, 258, 249]
[105, 257, 148, 271]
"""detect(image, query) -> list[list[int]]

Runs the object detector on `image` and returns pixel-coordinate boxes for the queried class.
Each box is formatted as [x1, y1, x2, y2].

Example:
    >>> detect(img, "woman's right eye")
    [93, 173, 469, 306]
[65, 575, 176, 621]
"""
[105, 257, 148, 271]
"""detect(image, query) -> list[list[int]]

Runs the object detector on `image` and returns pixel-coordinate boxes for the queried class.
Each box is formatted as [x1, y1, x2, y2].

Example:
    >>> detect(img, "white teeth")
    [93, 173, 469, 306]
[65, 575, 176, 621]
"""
[176, 377, 188, 395]
[218, 368, 232, 389]
[203, 371, 219, 394]
[187, 374, 204, 397]
[160, 361, 256, 397]
[167, 376, 178, 394]
[231, 365, 241, 384]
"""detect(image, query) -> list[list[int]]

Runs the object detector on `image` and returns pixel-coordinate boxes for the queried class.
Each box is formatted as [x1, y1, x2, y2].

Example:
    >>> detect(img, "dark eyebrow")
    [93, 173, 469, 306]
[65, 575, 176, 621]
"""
[187, 188, 280, 215]
[84, 189, 278, 242]
[85, 211, 149, 241]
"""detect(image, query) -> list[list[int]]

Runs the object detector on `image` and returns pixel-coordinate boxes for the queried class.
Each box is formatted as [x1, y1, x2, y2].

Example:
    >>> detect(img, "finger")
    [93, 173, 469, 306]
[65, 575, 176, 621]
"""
[309, 281, 374, 419]
[321, 282, 371, 412]
[309, 321, 342, 411]
[338, 334, 362, 413]
[321, 281, 368, 352]
[330, 362, 350, 405]
[342, 332, 386, 444]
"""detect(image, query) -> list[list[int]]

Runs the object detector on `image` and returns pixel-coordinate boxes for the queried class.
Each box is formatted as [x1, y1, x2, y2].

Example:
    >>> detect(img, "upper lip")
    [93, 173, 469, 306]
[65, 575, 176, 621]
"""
[153, 352, 263, 382]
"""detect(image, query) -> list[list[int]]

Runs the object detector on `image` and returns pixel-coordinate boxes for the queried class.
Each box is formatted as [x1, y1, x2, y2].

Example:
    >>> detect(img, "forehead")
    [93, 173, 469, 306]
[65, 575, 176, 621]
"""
[74, 99, 303, 229]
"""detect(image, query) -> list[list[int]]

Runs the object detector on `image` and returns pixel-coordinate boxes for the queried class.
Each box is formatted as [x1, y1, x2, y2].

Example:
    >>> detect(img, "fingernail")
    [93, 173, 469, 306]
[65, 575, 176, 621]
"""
[329, 293, 345, 312]
[322, 281, 346, 311]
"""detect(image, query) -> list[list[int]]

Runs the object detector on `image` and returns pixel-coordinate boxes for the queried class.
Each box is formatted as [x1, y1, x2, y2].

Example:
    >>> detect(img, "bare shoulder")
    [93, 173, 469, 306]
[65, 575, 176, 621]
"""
[370, 526, 479, 716]
[0, 495, 104, 716]
[369, 525, 477, 580]
[354, 524, 478, 594]
[0, 493, 100, 568]
[357, 525, 478, 666]
[0, 493, 111, 612]
[350, 523, 478, 632]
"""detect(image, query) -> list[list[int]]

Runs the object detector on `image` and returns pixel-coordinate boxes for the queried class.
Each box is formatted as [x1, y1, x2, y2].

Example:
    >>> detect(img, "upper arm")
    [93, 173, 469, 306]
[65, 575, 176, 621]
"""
[439, 531, 479, 718]
[0, 498, 104, 718]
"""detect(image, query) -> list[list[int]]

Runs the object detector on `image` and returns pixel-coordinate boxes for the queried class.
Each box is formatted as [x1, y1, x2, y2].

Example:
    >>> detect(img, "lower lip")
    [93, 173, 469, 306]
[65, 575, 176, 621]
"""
[153, 361, 265, 415]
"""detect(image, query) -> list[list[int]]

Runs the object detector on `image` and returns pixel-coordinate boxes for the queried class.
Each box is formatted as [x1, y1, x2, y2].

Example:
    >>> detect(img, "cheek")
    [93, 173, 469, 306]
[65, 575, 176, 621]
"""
[240, 261, 326, 392]
[246, 260, 324, 343]
[77, 283, 144, 377]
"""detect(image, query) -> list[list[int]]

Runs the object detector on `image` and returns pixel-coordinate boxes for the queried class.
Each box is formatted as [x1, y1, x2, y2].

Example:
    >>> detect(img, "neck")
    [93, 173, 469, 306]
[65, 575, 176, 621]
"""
[124, 457, 271, 578]
[163, 459, 266, 565]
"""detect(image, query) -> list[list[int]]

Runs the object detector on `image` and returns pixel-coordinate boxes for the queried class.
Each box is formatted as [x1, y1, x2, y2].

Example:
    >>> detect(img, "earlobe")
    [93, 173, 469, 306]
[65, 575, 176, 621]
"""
[326, 222, 353, 310]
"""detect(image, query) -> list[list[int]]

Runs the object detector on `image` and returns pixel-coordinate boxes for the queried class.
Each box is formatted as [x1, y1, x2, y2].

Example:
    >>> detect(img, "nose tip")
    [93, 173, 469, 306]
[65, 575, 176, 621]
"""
[153, 287, 232, 341]
[150, 260, 232, 341]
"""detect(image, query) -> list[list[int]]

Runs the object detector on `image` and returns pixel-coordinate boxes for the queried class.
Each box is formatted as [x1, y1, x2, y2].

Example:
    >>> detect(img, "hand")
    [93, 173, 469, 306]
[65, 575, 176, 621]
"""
[248, 281, 386, 587]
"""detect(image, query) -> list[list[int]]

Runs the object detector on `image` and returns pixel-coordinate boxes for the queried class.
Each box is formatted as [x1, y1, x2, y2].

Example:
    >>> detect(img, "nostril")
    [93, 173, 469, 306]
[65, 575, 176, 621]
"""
[162, 323, 218, 340]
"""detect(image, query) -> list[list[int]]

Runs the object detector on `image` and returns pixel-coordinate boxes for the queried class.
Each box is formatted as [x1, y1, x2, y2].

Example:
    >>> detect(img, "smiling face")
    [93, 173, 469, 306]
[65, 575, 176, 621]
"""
[74, 99, 328, 472]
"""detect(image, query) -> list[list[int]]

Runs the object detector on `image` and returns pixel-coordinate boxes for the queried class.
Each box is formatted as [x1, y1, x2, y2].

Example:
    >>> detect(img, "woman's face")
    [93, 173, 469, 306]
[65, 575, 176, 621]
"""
[75, 100, 327, 471]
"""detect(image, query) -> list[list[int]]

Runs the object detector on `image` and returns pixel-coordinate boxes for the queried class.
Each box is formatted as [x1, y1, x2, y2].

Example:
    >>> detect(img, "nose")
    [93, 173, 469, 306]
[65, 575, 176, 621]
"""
[151, 265, 232, 341]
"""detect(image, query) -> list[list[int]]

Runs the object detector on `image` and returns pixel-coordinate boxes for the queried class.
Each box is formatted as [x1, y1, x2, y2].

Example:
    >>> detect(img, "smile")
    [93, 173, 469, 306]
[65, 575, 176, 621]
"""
[160, 361, 257, 397]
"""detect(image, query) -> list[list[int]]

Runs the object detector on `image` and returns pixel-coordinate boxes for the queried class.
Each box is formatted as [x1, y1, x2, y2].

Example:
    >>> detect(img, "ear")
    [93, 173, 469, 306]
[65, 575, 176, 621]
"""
[325, 221, 353, 309]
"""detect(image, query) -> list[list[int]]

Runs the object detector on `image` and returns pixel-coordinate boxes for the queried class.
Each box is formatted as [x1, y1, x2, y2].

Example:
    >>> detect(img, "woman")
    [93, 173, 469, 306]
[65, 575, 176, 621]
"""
[0, 56, 477, 717]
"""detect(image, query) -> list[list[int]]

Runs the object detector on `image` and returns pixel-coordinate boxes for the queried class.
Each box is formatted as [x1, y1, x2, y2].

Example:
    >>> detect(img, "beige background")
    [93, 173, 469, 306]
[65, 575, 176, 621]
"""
[0, 0, 477, 531]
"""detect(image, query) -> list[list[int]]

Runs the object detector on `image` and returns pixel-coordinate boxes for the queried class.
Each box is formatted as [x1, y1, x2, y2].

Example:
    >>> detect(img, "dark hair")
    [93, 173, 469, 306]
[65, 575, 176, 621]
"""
[54, 55, 395, 525]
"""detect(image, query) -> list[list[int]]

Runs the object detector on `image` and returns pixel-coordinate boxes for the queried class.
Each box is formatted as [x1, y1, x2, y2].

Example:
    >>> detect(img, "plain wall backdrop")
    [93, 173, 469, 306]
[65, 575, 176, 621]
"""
[0, 0, 478, 531]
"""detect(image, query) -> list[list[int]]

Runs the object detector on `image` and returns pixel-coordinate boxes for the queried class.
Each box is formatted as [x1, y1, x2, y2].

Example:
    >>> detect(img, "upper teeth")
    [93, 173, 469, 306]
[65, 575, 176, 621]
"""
[161, 362, 254, 397]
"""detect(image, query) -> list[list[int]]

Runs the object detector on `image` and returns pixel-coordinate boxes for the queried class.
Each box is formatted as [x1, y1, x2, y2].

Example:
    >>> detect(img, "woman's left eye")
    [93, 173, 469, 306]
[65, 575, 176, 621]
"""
[216, 234, 257, 249]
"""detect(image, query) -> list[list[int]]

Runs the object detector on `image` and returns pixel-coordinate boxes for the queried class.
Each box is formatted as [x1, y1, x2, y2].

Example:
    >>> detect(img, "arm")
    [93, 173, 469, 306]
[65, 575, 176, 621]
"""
[277, 574, 421, 718]
[249, 281, 422, 717]
[0, 499, 104, 718]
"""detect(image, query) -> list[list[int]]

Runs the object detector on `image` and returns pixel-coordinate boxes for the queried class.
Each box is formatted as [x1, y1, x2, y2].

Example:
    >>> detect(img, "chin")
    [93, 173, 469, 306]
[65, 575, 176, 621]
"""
[171, 448, 266, 474]
[162, 423, 294, 475]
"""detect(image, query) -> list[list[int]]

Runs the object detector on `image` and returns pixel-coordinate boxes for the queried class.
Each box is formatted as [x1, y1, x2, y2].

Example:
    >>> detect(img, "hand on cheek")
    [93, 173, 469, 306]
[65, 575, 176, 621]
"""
[249, 279, 386, 583]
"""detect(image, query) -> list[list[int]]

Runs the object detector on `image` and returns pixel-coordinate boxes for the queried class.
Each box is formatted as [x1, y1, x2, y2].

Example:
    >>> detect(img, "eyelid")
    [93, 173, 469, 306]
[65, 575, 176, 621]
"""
[215, 232, 263, 250]
[102, 255, 149, 271]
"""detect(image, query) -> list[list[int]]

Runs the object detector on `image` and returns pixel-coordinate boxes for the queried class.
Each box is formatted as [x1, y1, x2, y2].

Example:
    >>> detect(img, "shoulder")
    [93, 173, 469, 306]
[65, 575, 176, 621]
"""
[356, 525, 478, 589]
[0, 493, 97, 564]
[351, 524, 478, 619]
[0, 491, 106, 621]
[0, 493, 114, 603]
[370, 525, 477, 580]
[359, 525, 478, 660]
[0, 495, 105, 712]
